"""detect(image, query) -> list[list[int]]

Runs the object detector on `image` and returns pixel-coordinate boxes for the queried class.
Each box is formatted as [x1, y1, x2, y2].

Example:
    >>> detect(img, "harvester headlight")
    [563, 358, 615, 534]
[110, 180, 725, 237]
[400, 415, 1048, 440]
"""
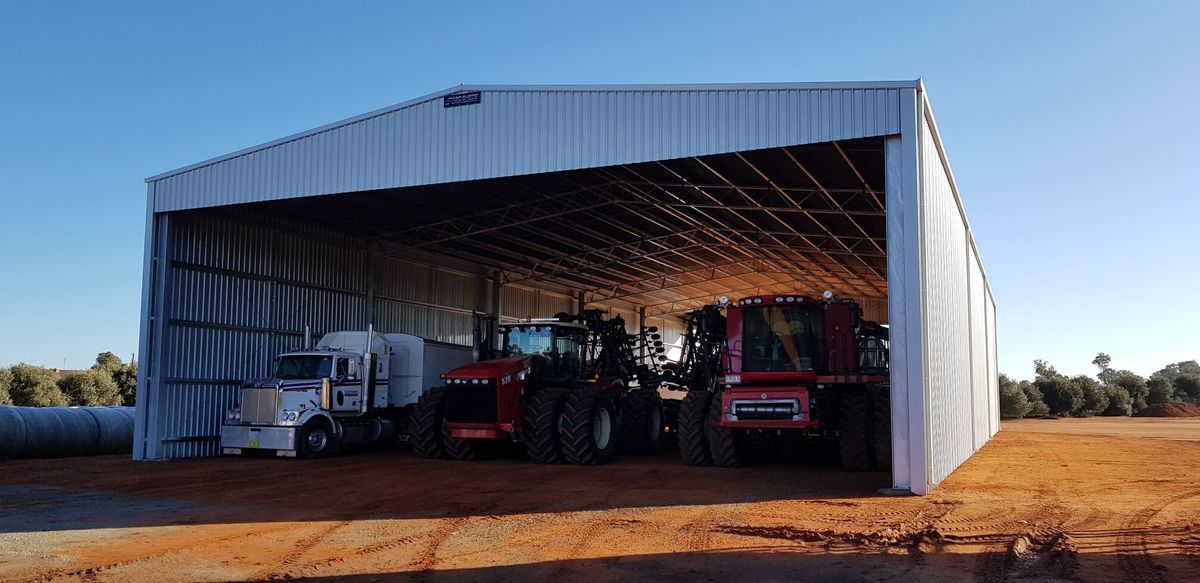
[774, 297, 783, 303]
[785, 296, 795, 302]
[753, 298, 763, 304]
[718, 295, 729, 305]
[823, 290, 835, 300]
[471, 378, 480, 385]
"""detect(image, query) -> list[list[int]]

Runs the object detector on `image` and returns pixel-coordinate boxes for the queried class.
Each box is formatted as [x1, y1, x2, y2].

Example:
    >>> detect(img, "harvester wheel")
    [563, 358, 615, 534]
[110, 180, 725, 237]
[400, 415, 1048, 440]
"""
[678, 391, 712, 466]
[705, 392, 743, 467]
[559, 391, 617, 465]
[298, 418, 333, 459]
[871, 386, 892, 472]
[617, 389, 664, 455]
[838, 388, 873, 471]
[524, 387, 570, 463]
[441, 421, 480, 461]
[409, 388, 446, 459]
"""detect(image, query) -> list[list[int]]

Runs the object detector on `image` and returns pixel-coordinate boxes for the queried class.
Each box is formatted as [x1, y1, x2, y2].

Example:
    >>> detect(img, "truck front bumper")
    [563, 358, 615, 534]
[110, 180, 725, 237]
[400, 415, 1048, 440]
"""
[220, 424, 297, 456]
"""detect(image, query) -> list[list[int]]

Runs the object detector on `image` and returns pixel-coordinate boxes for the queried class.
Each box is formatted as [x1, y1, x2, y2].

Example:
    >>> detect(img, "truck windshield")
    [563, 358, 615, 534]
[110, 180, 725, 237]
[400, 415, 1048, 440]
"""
[276, 355, 333, 379]
[742, 306, 824, 372]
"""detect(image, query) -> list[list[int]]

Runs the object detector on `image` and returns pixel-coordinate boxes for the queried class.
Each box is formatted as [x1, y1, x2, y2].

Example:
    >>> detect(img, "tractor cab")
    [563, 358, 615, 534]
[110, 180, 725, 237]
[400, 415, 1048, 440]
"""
[499, 320, 588, 384]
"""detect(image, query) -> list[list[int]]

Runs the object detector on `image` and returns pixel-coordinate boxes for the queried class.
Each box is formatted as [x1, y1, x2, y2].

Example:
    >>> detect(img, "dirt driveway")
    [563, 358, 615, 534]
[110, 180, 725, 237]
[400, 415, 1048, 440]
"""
[1, 418, 1197, 582]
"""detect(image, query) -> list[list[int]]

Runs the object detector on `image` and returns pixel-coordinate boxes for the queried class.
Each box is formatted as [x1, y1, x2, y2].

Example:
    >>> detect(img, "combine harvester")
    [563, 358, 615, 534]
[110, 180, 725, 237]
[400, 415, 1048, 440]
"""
[670, 292, 891, 471]
[220, 328, 472, 458]
[410, 310, 668, 464]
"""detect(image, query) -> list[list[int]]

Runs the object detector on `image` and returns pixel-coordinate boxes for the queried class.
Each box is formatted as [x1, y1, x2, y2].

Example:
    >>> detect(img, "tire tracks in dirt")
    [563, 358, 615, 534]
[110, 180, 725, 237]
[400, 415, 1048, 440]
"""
[21, 522, 301, 583]
[1117, 488, 1200, 583]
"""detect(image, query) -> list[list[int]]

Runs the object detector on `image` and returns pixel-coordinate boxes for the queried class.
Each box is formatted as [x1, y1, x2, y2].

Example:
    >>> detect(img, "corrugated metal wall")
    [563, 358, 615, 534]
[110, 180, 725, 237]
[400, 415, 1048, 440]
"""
[148, 83, 909, 212]
[140, 210, 504, 458]
[917, 96, 998, 487]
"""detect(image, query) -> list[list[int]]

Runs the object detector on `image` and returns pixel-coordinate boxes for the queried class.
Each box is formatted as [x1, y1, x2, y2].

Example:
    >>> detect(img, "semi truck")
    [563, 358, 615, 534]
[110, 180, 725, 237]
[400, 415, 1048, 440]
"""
[220, 327, 473, 458]
[675, 292, 892, 471]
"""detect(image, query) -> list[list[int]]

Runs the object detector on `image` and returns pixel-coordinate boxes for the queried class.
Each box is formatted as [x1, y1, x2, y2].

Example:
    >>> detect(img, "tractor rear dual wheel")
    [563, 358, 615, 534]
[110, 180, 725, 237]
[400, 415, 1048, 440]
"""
[559, 391, 617, 465]
[618, 388, 664, 455]
[678, 391, 712, 466]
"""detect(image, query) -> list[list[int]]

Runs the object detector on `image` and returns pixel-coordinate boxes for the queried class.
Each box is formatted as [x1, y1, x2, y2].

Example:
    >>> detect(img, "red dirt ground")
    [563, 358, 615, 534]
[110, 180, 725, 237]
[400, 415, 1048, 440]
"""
[0, 418, 1197, 582]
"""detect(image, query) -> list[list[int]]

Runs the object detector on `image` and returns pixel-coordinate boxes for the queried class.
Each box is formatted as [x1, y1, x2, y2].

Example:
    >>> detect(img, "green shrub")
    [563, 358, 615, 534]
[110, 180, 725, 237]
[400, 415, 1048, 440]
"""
[1173, 373, 1200, 401]
[9, 363, 69, 407]
[1075, 375, 1109, 417]
[58, 370, 123, 406]
[1103, 386, 1133, 416]
[999, 374, 1031, 418]
[1112, 372, 1150, 411]
[0, 368, 11, 406]
[1037, 376, 1083, 416]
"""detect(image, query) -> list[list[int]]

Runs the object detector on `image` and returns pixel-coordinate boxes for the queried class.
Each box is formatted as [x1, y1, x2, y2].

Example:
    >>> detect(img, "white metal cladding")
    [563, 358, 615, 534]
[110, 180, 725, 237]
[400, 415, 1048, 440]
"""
[986, 291, 1000, 435]
[135, 210, 521, 458]
[146, 82, 913, 212]
[916, 92, 998, 489]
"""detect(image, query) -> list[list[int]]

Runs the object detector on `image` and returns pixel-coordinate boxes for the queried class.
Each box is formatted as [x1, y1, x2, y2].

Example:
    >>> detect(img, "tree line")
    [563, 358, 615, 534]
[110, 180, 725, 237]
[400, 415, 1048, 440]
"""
[1000, 354, 1200, 418]
[0, 352, 137, 407]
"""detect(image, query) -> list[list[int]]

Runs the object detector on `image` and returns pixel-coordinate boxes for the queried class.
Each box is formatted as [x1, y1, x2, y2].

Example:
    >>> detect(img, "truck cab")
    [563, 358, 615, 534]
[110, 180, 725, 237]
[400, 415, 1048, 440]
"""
[220, 330, 473, 458]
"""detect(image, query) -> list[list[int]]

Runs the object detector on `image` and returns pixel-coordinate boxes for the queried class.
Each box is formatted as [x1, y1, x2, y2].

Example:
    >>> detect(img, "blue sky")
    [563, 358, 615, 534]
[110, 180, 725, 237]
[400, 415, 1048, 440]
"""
[1, 1, 1196, 379]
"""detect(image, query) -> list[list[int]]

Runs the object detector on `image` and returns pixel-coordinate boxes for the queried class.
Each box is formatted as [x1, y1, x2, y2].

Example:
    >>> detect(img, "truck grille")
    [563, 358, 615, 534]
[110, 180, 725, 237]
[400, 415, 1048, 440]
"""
[444, 386, 498, 424]
[240, 387, 279, 424]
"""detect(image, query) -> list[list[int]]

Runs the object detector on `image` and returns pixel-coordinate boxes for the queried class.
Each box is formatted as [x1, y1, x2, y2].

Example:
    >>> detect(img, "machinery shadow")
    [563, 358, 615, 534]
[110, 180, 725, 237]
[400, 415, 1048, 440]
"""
[0, 444, 894, 534]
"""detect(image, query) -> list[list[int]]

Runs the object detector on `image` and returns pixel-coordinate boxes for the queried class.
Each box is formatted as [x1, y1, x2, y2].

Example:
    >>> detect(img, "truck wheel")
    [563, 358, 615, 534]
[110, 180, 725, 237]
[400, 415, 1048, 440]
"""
[705, 392, 742, 467]
[559, 391, 617, 465]
[298, 419, 333, 459]
[838, 388, 873, 471]
[524, 387, 570, 463]
[678, 391, 712, 466]
[409, 388, 446, 458]
[872, 387, 892, 472]
[441, 422, 480, 461]
[617, 388, 664, 455]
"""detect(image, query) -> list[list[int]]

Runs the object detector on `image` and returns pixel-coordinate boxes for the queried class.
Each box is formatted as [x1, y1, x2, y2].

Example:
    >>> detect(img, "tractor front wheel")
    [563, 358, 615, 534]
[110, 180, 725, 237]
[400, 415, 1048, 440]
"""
[524, 387, 571, 463]
[559, 391, 617, 465]
[409, 388, 446, 459]
[678, 391, 712, 466]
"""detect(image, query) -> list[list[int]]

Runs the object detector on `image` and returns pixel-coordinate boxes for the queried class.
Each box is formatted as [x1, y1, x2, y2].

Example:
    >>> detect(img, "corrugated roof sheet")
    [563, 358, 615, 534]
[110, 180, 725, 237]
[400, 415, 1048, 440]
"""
[147, 81, 917, 212]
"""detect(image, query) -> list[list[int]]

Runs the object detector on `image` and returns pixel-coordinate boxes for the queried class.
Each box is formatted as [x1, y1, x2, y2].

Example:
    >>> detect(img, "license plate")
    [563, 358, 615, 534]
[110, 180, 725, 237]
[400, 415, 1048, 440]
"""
[248, 440, 260, 448]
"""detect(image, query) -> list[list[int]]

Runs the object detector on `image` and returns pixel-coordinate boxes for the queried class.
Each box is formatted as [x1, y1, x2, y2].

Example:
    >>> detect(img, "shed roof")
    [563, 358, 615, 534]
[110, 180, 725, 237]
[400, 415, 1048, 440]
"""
[146, 81, 917, 214]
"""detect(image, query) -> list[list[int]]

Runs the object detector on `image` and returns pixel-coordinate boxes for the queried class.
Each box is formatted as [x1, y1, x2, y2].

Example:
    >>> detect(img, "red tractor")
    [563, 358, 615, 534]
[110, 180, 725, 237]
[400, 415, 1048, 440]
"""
[409, 310, 667, 464]
[675, 293, 891, 471]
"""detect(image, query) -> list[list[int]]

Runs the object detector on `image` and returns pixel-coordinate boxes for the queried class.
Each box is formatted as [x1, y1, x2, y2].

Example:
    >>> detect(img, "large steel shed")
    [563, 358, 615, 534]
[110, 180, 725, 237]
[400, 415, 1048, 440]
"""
[135, 80, 997, 495]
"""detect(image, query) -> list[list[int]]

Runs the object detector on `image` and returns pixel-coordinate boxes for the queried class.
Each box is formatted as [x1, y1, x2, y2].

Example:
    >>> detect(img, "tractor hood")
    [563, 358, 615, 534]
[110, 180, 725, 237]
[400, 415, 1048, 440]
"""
[443, 356, 532, 380]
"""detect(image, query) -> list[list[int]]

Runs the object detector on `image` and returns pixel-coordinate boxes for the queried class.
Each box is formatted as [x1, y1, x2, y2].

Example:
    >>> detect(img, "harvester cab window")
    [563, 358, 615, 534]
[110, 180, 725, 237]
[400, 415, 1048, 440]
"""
[276, 355, 333, 380]
[743, 306, 824, 372]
